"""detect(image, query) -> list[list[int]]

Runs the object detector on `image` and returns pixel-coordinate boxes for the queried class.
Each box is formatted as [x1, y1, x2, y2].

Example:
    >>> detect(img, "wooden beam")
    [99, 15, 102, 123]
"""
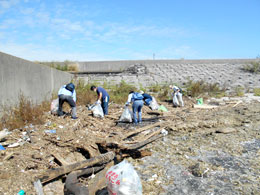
[36, 151, 115, 184]
[122, 121, 165, 140]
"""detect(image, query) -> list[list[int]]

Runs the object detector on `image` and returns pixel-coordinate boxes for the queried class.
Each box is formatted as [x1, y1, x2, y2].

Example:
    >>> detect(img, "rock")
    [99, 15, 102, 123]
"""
[189, 163, 209, 177]
[43, 180, 64, 195]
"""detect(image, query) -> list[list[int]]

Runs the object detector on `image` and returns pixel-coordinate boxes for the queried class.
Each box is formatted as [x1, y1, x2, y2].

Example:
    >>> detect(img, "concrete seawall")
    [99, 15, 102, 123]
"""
[77, 59, 260, 91]
[0, 52, 73, 107]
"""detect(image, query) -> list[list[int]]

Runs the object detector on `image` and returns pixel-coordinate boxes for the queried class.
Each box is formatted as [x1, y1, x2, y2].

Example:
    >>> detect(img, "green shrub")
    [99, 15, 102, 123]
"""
[253, 88, 260, 96]
[109, 80, 137, 104]
[185, 80, 225, 98]
[243, 61, 260, 73]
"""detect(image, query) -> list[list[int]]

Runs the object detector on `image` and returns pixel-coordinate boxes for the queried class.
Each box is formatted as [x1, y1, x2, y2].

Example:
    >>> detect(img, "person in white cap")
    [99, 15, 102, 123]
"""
[169, 85, 184, 107]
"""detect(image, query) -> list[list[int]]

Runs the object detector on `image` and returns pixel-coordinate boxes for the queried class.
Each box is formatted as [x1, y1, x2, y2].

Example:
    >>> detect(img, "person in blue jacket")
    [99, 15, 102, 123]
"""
[58, 83, 77, 119]
[125, 91, 144, 124]
[91, 86, 110, 115]
[140, 91, 153, 106]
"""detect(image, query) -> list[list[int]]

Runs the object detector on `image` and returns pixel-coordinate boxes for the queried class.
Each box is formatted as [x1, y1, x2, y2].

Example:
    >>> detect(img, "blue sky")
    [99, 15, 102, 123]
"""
[0, 0, 259, 61]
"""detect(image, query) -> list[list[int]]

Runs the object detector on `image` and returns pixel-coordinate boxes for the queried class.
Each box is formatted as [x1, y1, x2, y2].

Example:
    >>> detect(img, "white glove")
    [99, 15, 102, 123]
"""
[96, 100, 101, 104]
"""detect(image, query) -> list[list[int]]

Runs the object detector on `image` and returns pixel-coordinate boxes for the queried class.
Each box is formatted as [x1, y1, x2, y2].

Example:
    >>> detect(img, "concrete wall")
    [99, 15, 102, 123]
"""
[0, 52, 73, 107]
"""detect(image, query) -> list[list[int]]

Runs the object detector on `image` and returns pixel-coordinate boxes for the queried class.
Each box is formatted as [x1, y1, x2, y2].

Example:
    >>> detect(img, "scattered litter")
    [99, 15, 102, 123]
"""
[0, 144, 6, 150]
[0, 129, 11, 141]
[51, 98, 59, 115]
[17, 190, 25, 195]
[34, 179, 44, 195]
[161, 129, 168, 136]
[158, 105, 168, 112]
[44, 129, 56, 134]
[58, 125, 64, 129]
[196, 98, 203, 105]
[8, 142, 20, 148]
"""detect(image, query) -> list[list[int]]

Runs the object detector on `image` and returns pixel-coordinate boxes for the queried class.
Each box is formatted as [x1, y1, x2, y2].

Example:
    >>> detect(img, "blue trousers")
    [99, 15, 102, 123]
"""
[101, 96, 109, 115]
[132, 100, 143, 124]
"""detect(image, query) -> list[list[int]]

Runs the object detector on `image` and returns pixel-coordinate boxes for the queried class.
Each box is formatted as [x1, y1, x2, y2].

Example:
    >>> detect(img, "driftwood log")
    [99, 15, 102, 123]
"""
[65, 165, 105, 195]
[36, 151, 115, 183]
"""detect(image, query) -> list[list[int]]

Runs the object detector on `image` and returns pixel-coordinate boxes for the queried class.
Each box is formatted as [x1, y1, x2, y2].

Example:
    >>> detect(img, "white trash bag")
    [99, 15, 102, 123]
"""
[119, 106, 132, 123]
[50, 98, 59, 115]
[91, 103, 104, 118]
[106, 160, 142, 195]
[149, 97, 159, 110]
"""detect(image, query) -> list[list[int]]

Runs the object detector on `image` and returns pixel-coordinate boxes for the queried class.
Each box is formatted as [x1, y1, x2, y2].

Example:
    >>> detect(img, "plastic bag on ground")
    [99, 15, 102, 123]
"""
[91, 103, 104, 118]
[149, 97, 159, 110]
[158, 105, 168, 112]
[119, 106, 132, 123]
[51, 98, 59, 115]
[106, 160, 142, 195]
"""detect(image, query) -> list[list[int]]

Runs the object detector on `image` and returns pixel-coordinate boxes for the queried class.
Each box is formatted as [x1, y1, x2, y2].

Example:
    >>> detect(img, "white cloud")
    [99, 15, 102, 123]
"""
[0, 0, 20, 14]
[0, 42, 108, 61]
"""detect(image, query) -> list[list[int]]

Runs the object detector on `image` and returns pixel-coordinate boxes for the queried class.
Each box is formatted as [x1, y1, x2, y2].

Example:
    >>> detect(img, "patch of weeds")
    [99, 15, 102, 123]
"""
[0, 95, 49, 130]
[185, 80, 226, 98]
[75, 79, 96, 106]
[148, 84, 161, 93]
[234, 86, 244, 97]
[253, 88, 260, 96]
[242, 61, 260, 73]
[147, 83, 171, 101]
[109, 80, 137, 104]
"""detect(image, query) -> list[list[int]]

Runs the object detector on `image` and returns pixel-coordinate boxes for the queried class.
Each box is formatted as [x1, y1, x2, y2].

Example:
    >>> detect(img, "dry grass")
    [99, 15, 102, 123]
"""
[75, 79, 96, 105]
[185, 80, 226, 98]
[0, 95, 49, 130]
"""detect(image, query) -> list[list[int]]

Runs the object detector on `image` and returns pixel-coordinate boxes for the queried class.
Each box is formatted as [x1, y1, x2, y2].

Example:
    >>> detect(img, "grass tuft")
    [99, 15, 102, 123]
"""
[242, 61, 260, 73]
[0, 95, 49, 130]
[253, 88, 260, 96]
[185, 80, 225, 98]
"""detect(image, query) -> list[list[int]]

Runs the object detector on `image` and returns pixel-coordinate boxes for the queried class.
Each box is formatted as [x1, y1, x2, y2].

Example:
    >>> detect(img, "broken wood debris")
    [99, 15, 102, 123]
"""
[36, 151, 115, 184]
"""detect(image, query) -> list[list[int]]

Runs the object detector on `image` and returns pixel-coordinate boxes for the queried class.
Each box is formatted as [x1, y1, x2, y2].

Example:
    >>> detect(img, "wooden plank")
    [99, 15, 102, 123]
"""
[36, 151, 115, 184]
[193, 104, 218, 109]
[51, 152, 70, 166]
[122, 121, 165, 140]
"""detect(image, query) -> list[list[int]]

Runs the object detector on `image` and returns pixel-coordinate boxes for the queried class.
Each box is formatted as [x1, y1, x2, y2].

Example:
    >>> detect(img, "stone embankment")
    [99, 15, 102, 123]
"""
[77, 59, 260, 91]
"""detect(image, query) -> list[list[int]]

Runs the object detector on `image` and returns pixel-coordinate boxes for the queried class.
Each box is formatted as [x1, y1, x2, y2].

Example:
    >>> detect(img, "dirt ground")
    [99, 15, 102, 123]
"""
[0, 95, 259, 195]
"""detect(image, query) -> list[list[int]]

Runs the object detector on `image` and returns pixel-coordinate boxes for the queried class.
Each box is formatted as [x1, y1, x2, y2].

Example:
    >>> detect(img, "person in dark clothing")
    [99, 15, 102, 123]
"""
[90, 86, 110, 115]
[58, 83, 77, 119]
